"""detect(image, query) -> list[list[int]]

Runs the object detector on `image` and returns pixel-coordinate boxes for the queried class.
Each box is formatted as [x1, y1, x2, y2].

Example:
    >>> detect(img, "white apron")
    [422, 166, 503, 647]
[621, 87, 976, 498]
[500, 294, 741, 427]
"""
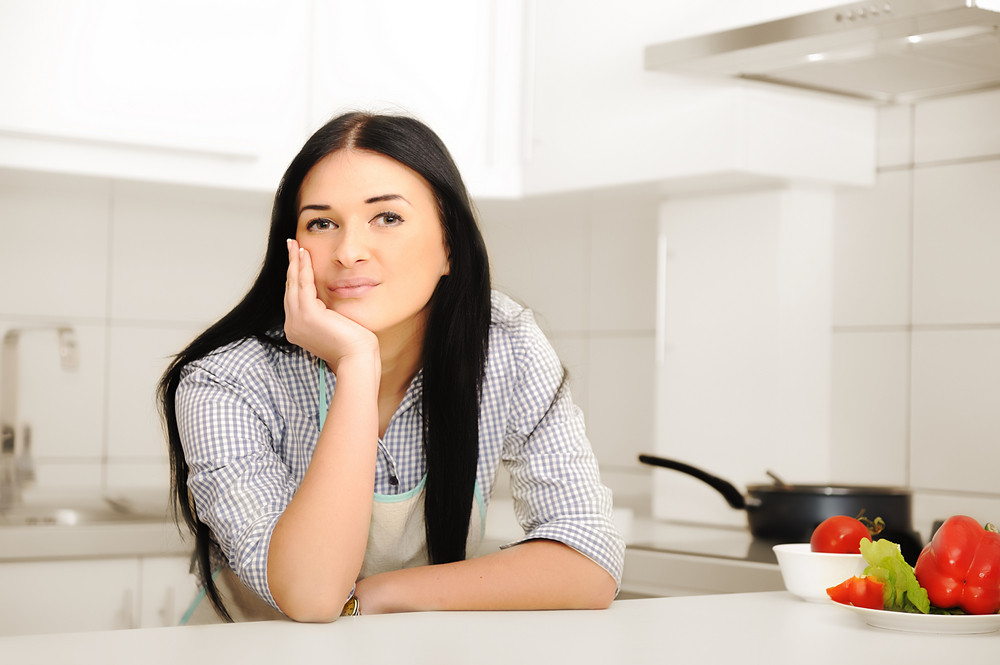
[361, 476, 485, 579]
[180, 478, 485, 624]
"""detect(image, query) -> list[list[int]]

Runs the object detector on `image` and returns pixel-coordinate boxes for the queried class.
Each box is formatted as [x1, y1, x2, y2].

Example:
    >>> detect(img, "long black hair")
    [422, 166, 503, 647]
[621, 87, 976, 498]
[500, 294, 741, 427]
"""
[157, 112, 492, 620]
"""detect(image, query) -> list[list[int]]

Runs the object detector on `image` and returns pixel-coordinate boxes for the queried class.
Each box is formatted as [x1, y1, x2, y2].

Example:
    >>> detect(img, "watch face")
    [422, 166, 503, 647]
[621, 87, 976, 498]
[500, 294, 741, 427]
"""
[341, 595, 361, 617]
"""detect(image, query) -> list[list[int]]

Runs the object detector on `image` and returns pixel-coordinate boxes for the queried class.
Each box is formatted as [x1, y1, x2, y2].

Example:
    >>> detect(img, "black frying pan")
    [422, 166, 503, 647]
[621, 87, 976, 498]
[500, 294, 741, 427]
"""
[638, 454, 922, 563]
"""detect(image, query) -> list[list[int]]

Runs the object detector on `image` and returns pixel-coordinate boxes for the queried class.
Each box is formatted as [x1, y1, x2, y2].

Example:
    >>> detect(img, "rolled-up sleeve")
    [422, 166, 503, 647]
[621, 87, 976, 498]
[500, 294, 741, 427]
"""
[175, 350, 297, 609]
[499, 314, 625, 589]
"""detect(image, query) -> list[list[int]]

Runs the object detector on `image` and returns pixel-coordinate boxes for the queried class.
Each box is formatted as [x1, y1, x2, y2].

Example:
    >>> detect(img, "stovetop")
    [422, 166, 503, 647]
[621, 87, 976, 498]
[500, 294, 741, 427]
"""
[625, 514, 782, 565]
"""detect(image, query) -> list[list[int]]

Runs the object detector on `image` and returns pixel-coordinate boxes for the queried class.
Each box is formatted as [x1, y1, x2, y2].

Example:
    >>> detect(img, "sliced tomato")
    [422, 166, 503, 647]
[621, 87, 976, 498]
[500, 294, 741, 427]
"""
[826, 575, 884, 610]
[827, 578, 853, 605]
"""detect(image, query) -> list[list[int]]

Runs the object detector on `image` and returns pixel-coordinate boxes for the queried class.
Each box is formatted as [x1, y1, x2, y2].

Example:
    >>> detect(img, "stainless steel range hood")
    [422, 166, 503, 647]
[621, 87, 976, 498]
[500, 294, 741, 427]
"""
[645, 0, 1000, 103]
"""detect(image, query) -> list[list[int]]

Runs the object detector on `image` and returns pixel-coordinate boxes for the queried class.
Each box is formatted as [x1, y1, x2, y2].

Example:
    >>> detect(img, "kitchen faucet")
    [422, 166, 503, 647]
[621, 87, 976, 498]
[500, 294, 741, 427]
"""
[0, 324, 79, 511]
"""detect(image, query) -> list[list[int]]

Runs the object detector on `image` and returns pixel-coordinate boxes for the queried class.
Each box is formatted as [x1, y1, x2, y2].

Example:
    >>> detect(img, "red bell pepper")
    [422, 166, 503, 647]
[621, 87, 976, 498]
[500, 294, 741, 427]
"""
[826, 575, 885, 610]
[913, 515, 1000, 615]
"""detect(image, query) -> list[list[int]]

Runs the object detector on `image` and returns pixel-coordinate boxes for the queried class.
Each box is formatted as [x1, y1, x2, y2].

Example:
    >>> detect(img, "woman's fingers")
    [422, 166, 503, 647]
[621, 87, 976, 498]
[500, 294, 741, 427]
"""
[284, 239, 332, 346]
[284, 239, 300, 318]
[296, 243, 319, 304]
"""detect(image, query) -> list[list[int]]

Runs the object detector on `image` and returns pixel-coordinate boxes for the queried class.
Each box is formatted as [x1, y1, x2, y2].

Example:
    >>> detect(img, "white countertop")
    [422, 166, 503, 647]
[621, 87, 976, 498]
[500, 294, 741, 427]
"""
[1, 592, 996, 664]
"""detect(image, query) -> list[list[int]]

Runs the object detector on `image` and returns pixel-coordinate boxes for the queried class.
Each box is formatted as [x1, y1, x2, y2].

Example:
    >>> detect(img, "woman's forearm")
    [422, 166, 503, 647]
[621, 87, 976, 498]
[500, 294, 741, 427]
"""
[355, 539, 617, 614]
[267, 352, 380, 622]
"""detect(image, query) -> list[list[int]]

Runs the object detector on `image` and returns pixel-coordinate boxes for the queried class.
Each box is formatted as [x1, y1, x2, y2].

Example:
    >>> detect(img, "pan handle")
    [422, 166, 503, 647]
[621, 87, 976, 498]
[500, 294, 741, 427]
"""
[638, 454, 749, 510]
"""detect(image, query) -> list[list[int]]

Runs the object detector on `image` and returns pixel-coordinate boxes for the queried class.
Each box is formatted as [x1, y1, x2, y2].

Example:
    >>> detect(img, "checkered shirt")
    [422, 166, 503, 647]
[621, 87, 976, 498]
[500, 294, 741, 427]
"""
[175, 291, 625, 609]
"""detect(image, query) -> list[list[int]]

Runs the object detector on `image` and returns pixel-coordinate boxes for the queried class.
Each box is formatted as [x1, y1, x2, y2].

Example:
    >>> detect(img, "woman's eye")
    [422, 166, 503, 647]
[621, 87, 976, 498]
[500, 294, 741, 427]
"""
[306, 218, 336, 231]
[374, 211, 404, 227]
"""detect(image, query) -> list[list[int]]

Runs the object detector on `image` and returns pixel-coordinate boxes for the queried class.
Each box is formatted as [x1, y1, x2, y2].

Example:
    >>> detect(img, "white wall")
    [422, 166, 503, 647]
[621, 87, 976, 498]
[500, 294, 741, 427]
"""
[0, 171, 272, 492]
[830, 88, 1000, 536]
[477, 185, 660, 508]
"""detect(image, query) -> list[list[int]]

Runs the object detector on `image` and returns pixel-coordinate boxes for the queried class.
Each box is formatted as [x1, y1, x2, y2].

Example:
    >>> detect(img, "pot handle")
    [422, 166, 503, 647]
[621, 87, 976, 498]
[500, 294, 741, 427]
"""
[638, 454, 748, 510]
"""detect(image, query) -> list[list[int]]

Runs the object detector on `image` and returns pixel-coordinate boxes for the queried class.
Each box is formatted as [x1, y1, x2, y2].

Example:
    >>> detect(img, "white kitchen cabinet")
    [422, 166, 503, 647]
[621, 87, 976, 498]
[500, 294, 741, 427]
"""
[138, 555, 197, 628]
[309, 0, 525, 198]
[0, 0, 311, 191]
[0, 554, 192, 635]
[0, 558, 139, 635]
[0, 0, 525, 197]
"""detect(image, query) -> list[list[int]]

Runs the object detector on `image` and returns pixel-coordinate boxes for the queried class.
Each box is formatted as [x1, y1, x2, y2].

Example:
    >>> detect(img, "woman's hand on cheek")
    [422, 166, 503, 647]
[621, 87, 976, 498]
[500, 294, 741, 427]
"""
[284, 239, 379, 373]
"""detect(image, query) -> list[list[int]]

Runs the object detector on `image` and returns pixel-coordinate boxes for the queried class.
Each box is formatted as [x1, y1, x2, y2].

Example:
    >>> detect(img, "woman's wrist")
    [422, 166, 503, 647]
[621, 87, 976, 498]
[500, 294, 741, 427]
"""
[354, 574, 398, 615]
[329, 347, 381, 383]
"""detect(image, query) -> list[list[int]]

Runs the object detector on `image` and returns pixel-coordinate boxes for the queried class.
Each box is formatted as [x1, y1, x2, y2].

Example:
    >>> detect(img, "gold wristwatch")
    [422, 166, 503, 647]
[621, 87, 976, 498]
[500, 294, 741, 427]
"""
[341, 592, 361, 617]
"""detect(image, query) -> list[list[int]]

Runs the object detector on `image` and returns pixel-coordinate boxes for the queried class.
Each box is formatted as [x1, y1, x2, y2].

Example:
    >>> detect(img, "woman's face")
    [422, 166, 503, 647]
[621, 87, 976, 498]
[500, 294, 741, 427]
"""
[295, 149, 450, 338]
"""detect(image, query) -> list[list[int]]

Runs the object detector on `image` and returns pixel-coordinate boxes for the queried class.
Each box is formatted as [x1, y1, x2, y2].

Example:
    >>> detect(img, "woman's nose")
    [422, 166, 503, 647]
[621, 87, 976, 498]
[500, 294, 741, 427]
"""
[333, 224, 370, 266]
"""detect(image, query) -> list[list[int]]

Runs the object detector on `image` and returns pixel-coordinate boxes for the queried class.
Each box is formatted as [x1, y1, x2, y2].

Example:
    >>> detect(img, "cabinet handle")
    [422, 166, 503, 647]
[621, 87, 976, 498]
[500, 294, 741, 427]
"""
[121, 588, 136, 630]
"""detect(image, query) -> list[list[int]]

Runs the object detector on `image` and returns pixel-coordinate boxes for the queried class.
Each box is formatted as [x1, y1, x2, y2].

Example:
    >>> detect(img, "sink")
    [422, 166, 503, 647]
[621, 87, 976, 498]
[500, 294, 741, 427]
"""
[0, 493, 171, 527]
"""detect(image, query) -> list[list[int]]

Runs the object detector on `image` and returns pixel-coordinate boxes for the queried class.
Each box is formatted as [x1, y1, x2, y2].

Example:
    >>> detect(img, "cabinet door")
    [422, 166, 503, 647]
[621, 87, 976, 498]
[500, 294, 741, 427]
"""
[0, 558, 139, 635]
[309, 0, 524, 198]
[138, 555, 197, 628]
[0, 0, 311, 190]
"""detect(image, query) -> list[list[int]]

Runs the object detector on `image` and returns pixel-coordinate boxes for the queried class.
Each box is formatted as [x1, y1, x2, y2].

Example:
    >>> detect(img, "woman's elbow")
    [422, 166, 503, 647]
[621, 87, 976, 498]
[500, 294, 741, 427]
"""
[272, 582, 354, 623]
[580, 572, 618, 610]
[278, 597, 345, 623]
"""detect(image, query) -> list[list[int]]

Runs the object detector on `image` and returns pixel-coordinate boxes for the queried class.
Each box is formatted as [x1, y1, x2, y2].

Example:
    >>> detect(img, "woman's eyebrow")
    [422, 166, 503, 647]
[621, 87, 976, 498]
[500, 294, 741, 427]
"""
[365, 193, 410, 205]
[298, 204, 330, 215]
[298, 194, 410, 216]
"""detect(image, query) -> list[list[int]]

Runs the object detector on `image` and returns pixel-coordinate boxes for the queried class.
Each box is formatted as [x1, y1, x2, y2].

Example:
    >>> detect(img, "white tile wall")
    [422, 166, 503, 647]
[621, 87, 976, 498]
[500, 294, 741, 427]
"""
[586, 335, 655, 469]
[911, 161, 1000, 325]
[829, 331, 910, 487]
[0, 170, 110, 319]
[831, 88, 1000, 535]
[109, 181, 272, 323]
[104, 323, 203, 462]
[586, 187, 659, 333]
[478, 185, 659, 492]
[0, 170, 272, 492]
[478, 193, 590, 334]
[910, 329, 1000, 494]
[832, 170, 911, 327]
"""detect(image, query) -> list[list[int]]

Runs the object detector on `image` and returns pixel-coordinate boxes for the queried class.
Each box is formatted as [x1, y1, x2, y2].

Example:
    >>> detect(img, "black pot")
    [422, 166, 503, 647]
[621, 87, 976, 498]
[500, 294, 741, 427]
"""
[638, 454, 922, 564]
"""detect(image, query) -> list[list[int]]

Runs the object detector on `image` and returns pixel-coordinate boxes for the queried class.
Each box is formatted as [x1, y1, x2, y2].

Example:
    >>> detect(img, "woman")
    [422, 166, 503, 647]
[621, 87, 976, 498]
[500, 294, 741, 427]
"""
[158, 111, 623, 622]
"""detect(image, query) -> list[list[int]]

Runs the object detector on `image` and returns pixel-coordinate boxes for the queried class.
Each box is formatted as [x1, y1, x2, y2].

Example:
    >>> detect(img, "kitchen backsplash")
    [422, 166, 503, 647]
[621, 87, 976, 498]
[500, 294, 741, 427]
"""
[1, 88, 997, 534]
[0, 175, 274, 492]
[830, 88, 1000, 534]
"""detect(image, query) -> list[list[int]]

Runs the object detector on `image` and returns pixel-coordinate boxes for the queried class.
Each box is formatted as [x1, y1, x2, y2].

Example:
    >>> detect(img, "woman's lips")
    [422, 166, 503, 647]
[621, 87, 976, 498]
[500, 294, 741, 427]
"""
[328, 278, 379, 298]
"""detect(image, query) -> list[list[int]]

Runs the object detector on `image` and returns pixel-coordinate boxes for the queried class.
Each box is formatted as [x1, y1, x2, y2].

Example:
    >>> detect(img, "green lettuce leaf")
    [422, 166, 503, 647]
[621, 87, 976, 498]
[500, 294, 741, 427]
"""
[859, 538, 930, 614]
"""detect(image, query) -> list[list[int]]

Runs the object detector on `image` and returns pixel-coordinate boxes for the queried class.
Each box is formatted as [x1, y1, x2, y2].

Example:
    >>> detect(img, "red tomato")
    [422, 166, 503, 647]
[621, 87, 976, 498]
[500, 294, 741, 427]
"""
[810, 515, 871, 554]
[827, 576, 885, 610]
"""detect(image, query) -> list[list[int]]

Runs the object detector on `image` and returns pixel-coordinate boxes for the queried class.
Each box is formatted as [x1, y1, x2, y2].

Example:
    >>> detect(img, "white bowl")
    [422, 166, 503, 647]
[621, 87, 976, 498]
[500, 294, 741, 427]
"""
[772, 543, 867, 603]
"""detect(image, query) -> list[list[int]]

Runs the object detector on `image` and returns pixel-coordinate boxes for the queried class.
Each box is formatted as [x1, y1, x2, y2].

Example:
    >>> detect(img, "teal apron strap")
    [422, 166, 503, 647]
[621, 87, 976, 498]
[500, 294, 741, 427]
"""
[318, 361, 328, 430]
[179, 566, 223, 626]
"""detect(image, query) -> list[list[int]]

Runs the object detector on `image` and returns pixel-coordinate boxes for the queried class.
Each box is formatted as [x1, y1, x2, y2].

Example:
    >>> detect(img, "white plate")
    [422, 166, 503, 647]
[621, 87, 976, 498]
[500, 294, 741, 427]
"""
[837, 603, 1000, 634]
